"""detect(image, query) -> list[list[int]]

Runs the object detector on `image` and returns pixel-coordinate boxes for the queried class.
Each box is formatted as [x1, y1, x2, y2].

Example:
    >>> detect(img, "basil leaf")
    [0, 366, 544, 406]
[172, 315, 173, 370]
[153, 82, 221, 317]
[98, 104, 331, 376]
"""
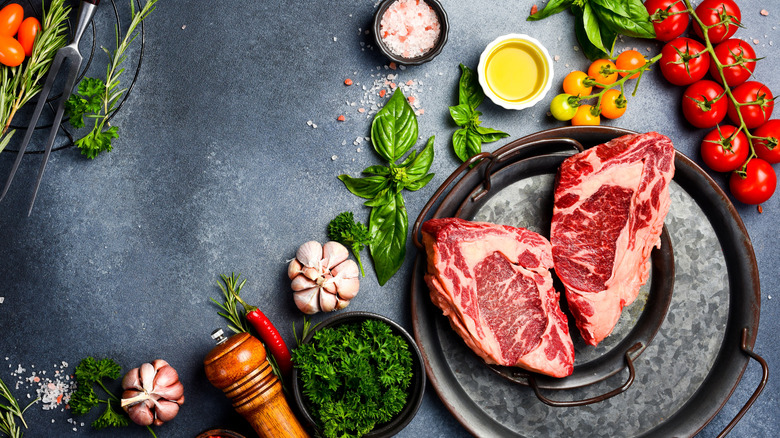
[591, 0, 631, 18]
[527, 0, 574, 21]
[452, 128, 468, 162]
[573, 5, 609, 60]
[449, 103, 474, 126]
[405, 173, 435, 191]
[453, 127, 484, 163]
[363, 165, 391, 176]
[591, 1, 655, 39]
[369, 189, 408, 285]
[581, 2, 607, 53]
[338, 174, 389, 199]
[458, 64, 483, 110]
[475, 126, 509, 143]
[371, 88, 418, 163]
[403, 136, 435, 182]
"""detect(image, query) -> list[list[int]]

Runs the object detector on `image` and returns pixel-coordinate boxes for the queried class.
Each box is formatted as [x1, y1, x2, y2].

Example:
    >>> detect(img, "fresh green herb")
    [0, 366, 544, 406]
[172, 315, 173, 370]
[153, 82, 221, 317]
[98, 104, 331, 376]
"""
[69, 357, 133, 432]
[328, 211, 373, 277]
[292, 316, 320, 346]
[450, 64, 509, 162]
[338, 88, 435, 285]
[528, 0, 656, 60]
[292, 319, 414, 438]
[0, 376, 38, 438]
[0, 0, 70, 148]
[64, 0, 158, 159]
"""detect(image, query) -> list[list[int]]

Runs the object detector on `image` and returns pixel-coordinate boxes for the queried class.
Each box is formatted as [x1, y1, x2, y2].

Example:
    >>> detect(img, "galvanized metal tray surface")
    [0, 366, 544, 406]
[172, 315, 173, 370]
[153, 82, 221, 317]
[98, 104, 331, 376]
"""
[410, 126, 762, 437]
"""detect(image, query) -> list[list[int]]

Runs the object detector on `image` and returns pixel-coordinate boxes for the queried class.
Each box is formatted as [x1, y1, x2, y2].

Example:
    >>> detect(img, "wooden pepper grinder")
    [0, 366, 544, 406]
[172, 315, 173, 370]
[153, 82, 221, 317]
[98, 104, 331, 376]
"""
[204, 329, 310, 438]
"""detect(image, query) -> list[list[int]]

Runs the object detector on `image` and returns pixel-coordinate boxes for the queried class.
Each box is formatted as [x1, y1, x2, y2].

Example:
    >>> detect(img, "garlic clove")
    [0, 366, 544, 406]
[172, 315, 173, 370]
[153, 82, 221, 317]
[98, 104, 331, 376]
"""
[294, 288, 321, 314]
[296, 241, 324, 268]
[153, 399, 181, 423]
[139, 363, 156, 393]
[332, 259, 360, 279]
[336, 298, 350, 310]
[321, 277, 337, 294]
[319, 290, 338, 312]
[121, 367, 143, 391]
[288, 258, 303, 280]
[152, 381, 184, 401]
[322, 241, 349, 270]
[153, 364, 178, 388]
[302, 266, 321, 282]
[126, 400, 155, 426]
[291, 275, 317, 292]
[336, 277, 360, 300]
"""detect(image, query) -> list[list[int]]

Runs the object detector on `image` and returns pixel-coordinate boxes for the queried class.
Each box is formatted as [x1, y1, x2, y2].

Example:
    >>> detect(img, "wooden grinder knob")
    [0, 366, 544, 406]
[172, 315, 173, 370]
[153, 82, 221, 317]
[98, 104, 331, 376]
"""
[204, 331, 309, 438]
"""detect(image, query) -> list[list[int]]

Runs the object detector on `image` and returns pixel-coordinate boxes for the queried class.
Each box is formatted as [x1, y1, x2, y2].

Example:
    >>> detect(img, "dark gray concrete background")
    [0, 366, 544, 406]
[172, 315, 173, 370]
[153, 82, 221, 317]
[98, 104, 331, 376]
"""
[0, 0, 777, 436]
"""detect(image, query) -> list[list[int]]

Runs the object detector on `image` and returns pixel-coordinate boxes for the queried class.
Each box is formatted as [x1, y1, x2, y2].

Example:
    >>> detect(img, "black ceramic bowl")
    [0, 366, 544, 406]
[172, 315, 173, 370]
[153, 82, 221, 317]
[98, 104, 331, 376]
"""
[372, 0, 448, 65]
[292, 311, 426, 437]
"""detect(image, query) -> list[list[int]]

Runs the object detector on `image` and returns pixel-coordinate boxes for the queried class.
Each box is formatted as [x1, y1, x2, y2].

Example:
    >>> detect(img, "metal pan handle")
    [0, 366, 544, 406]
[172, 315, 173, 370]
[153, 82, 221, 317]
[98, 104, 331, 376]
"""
[528, 342, 643, 407]
[717, 327, 769, 437]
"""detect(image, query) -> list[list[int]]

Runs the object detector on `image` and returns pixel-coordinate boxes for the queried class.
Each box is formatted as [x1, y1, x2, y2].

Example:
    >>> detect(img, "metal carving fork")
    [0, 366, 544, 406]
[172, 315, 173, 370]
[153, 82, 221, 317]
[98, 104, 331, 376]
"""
[0, 0, 99, 215]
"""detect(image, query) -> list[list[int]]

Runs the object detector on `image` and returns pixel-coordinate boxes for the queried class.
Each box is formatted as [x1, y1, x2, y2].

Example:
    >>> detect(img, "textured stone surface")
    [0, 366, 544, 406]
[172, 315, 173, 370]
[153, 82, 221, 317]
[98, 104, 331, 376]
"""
[0, 0, 777, 437]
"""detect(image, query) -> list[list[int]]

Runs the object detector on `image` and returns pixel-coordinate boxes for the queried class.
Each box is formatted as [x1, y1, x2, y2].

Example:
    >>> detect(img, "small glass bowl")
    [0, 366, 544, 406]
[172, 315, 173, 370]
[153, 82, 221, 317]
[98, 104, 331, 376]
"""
[372, 0, 449, 65]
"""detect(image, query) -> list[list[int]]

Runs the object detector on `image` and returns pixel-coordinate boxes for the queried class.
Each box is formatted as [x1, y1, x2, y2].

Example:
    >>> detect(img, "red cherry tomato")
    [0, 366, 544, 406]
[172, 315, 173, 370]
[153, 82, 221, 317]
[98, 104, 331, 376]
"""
[0, 3, 23, 37]
[645, 0, 690, 42]
[17, 16, 39, 57]
[700, 125, 748, 172]
[727, 81, 774, 129]
[753, 119, 780, 164]
[616, 50, 646, 79]
[682, 80, 727, 128]
[659, 37, 710, 86]
[710, 39, 756, 87]
[729, 158, 777, 205]
[694, 0, 741, 44]
[0, 35, 24, 66]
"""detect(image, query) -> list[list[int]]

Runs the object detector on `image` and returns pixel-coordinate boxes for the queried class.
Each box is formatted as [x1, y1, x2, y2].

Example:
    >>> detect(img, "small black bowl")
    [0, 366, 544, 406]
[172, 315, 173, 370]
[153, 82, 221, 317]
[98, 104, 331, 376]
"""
[372, 0, 449, 65]
[292, 311, 426, 437]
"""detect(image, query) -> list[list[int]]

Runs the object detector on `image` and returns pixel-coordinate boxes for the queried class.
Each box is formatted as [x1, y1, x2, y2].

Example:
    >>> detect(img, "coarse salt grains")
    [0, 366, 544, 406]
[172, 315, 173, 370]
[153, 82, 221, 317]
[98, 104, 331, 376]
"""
[379, 0, 440, 59]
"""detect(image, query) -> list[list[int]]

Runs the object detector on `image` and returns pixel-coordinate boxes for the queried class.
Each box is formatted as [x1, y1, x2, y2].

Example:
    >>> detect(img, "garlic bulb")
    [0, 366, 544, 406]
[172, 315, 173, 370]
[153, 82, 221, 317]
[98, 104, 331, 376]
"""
[120, 359, 184, 427]
[289, 240, 360, 314]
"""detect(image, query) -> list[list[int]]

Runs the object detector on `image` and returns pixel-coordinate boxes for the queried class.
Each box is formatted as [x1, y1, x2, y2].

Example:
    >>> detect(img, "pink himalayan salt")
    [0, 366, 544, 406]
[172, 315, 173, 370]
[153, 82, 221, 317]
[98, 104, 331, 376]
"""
[379, 0, 441, 59]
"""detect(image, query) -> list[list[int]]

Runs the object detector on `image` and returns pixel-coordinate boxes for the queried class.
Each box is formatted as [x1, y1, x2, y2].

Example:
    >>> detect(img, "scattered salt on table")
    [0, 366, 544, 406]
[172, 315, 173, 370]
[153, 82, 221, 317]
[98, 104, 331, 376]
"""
[379, 0, 440, 58]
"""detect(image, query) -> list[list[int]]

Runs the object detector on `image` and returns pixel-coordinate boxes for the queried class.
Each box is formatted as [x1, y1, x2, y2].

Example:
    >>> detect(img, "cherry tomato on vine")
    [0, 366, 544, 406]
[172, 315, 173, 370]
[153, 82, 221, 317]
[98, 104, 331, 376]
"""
[550, 93, 578, 121]
[572, 104, 600, 126]
[694, 0, 741, 44]
[727, 81, 774, 129]
[753, 119, 780, 164]
[682, 80, 727, 128]
[600, 89, 627, 119]
[17, 16, 39, 57]
[563, 71, 592, 96]
[659, 37, 710, 86]
[0, 35, 24, 67]
[729, 158, 777, 205]
[644, 0, 690, 42]
[709, 39, 756, 87]
[587, 59, 618, 87]
[700, 125, 748, 172]
[616, 50, 646, 79]
[0, 3, 23, 37]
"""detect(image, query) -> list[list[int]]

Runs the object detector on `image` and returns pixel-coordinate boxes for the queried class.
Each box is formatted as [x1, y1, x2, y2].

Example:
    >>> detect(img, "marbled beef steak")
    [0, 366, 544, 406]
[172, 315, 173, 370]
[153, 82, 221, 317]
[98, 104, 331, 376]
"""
[551, 131, 675, 346]
[422, 217, 574, 378]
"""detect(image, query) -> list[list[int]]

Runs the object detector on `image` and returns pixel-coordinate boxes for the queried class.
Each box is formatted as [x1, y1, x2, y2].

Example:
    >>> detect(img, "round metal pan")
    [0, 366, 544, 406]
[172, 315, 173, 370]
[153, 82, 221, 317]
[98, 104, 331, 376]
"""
[410, 126, 765, 437]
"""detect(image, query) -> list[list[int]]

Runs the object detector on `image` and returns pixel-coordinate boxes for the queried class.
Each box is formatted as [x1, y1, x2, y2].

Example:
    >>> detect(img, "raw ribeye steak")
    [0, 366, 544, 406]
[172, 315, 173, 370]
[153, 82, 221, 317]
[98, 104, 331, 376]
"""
[551, 131, 675, 346]
[422, 217, 574, 378]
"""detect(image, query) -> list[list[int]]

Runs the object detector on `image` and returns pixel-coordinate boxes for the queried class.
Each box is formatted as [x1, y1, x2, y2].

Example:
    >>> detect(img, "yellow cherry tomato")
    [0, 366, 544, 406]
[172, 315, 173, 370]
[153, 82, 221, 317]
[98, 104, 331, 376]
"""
[600, 89, 627, 119]
[572, 104, 601, 126]
[588, 59, 618, 87]
[563, 71, 592, 96]
[616, 50, 646, 79]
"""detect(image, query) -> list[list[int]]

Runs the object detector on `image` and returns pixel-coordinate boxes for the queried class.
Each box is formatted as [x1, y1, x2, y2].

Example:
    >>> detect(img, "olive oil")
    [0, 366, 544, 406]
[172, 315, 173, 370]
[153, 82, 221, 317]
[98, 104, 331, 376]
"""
[484, 39, 547, 103]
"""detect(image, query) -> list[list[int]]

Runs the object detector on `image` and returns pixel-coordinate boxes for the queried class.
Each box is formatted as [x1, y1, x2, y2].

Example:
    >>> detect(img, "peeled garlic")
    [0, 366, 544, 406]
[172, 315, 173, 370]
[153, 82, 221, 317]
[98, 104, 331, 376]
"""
[289, 240, 360, 314]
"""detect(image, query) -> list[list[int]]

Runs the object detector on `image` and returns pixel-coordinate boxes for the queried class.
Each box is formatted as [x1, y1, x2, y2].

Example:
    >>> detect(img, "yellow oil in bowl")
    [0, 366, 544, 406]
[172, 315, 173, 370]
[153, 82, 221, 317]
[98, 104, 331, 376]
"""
[478, 34, 553, 110]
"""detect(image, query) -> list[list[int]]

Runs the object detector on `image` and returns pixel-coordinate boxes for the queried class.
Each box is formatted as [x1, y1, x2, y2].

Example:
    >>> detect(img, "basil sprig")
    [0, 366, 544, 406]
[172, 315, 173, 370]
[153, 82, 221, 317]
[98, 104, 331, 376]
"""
[529, 0, 656, 60]
[339, 88, 435, 285]
[450, 64, 509, 162]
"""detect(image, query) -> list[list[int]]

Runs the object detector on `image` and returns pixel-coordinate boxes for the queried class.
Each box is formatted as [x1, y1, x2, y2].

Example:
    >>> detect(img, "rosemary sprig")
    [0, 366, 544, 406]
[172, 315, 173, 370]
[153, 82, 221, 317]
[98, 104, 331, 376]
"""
[65, 0, 158, 158]
[211, 273, 251, 334]
[0, 376, 39, 438]
[0, 0, 70, 147]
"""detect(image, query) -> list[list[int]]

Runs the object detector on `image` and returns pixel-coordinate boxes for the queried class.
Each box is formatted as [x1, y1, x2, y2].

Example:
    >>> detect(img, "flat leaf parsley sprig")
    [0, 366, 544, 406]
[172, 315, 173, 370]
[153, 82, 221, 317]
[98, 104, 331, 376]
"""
[65, 0, 158, 159]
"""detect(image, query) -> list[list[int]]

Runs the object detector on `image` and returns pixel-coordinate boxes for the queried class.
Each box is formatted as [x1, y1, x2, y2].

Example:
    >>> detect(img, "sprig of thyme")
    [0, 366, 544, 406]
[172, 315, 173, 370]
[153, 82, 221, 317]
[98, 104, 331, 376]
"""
[0, 0, 70, 148]
[65, 0, 158, 159]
